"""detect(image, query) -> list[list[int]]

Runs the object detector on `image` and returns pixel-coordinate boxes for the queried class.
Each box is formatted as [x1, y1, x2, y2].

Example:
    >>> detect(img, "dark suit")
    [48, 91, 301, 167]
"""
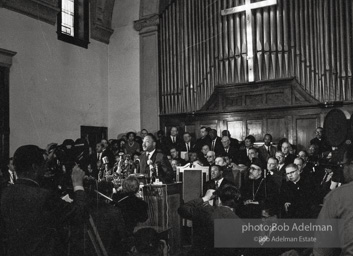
[210, 137, 223, 155]
[284, 153, 296, 165]
[220, 146, 238, 162]
[203, 178, 235, 196]
[1, 179, 87, 256]
[195, 136, 212, 153]
[102, 149, 115, 165]
[178, 198, 240, 256]
[139, 150, 174, 183]
[258, 145, 277, 162]
[239, 177, 279, 218]
[179, 141, 195, 152]
[165, 135, 183, 151]
[280, 178, 316, 218]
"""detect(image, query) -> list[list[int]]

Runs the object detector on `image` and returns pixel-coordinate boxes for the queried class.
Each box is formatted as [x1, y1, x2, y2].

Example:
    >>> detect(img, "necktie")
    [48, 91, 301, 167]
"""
[186, 143, 189, 151]
[225, 148, 229, 153]
[267, 146, 270, 155]
[212, 140, 216, 151]
[172, 136, 175, 143]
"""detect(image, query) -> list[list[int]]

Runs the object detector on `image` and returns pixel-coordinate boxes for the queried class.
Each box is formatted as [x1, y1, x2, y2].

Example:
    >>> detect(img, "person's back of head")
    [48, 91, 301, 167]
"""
[219, 185, 241, 209]
[13, 145, 46, 178]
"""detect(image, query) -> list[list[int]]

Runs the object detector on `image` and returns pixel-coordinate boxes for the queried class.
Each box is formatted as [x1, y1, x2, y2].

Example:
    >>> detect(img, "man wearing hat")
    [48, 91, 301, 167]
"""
[239, 158, 279, 218]
[1, 145, 88, 256]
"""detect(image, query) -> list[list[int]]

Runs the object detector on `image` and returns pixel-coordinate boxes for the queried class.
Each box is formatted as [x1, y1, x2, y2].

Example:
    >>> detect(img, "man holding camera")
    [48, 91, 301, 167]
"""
[1, 145, 88, 256]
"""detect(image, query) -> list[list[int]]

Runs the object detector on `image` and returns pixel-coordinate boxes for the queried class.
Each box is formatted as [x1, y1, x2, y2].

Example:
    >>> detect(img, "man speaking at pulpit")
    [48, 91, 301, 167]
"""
[139, 134, 174, 183]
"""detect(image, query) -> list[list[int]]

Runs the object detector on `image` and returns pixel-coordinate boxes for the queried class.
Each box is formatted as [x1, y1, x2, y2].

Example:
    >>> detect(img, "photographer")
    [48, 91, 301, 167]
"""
[0, 145, 88, 256]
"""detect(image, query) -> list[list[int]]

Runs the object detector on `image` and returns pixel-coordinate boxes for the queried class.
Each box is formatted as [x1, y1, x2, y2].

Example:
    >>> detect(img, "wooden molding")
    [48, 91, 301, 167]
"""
[200, 78, 320, 113]
[134, 14, 159, 33]
[0, 48, 17, 68]
[0, 0, 60, 25]
[90, 0, 115, 44]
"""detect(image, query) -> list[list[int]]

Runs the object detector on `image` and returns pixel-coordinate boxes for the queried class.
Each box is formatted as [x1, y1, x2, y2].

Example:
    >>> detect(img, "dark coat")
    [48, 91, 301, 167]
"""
[258, 145, 277, 162]
[210, 137, 224, 155]
[0, 179, 87, 256]
[280, 178, 317, 218]
[203, 178, 235, 196]
[178, 198, 240, 256]
[165, 135, 183, 151]
[112, 193, 148, 236]
[139, 151, 174, 183]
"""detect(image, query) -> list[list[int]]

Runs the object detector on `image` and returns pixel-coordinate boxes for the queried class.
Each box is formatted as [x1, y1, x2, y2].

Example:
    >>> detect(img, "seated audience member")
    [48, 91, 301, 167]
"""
[221, 130, 239, 149]
[187, 151, 199, 166]
[275, 151, 287, 176]
[258, 134, 277, 162]
[266, 157, 282, 191]
[199, 144, 210, 166]
[165, 126, 182, 151]
[88, 181, 128, 256]
[1, 145, 88, 256]
[220, 136, 238, 161]
[170, 147, 186, 166]
[206, 151, 216, 166]
[112, 175, 148, 239]
[203, 165, 235, 197]
[239, 158, 278, 218]
[126, 132, 141, 156]
[222, 155, 248, 189]
[294, 157, 313, 183]
[281, 142, 295, 165]
[117, 138, 127, 154]
[209, 129, 223, 155]
[248, 147, 265, 166]
[310, 127, 331, 155]
[179, 132, 195, 154]
[280, 164, 316, 218]
[131, 228, 166, 256]
[178, 185, 242, 256]
[238, 135, 256, 165]
[195, 127, 212, 153]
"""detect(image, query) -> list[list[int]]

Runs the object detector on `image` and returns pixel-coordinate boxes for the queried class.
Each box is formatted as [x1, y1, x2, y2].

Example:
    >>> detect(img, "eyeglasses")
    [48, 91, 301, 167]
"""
[206, 156, 214, 158]
[250, 166, 261, 171]
[286, 170, 298, 176]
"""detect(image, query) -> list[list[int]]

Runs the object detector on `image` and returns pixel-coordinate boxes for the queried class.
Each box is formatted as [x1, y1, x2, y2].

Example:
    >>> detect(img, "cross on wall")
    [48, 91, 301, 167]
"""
[221, 0, 278, 82]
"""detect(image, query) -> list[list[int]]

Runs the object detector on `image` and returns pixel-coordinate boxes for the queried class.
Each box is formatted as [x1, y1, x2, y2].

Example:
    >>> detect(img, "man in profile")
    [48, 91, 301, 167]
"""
[1, 145, 88, 256]
[139, 134, 174, 183]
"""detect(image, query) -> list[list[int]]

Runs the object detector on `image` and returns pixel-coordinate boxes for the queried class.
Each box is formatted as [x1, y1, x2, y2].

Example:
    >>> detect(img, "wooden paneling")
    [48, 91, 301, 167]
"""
[246, 120, 263, 141]
[295, 117, 319, 152]
[267, 118, 286, 142]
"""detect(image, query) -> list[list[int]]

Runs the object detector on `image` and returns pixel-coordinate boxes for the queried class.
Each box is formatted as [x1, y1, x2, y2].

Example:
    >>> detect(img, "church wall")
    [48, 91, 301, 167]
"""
[108, 0, 141, 138]
[0, 8, 109, 154]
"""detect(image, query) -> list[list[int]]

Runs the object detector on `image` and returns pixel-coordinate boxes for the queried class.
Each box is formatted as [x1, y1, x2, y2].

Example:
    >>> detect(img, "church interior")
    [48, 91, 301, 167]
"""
[1, 0, 353, 255]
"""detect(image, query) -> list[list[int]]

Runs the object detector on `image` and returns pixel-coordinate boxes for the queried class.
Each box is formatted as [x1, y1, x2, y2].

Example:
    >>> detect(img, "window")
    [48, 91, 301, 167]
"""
[57, 0, 89, 48]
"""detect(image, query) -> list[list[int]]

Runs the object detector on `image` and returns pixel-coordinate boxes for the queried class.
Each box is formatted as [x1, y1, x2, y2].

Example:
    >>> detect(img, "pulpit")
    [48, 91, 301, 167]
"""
[176, 163, 210, 202]
[139, 182, 182, 254]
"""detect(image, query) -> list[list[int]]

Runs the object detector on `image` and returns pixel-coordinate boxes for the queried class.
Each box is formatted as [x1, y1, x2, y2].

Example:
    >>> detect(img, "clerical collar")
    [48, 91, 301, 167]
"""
[293, 177, 301, 184]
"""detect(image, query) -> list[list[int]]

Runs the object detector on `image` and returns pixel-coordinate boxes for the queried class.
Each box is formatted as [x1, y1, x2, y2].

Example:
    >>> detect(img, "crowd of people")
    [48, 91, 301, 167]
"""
[0, 126, 352, 256]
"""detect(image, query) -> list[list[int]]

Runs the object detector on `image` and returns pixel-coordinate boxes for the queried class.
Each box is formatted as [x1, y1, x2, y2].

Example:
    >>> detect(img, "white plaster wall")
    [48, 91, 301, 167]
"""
[108, 0, 140, 138]
[0, 8, 109, 154]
